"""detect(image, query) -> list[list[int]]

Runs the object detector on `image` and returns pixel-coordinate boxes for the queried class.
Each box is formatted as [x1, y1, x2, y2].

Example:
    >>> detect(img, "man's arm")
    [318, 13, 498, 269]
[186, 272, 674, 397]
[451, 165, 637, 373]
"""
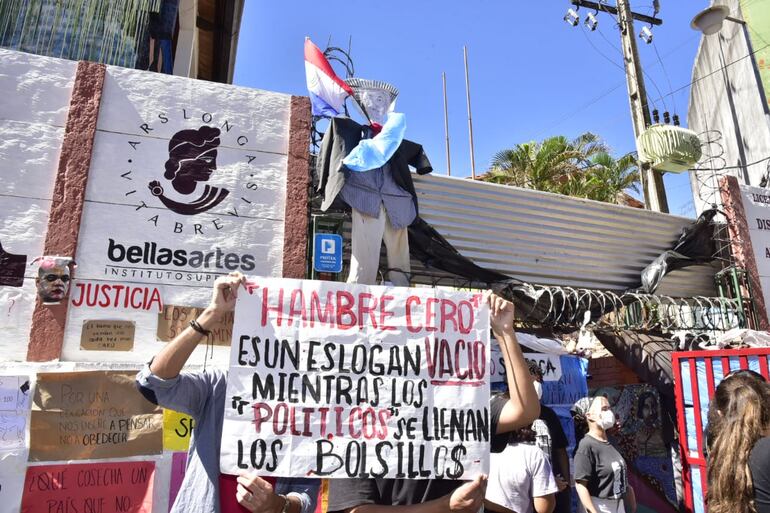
[533, 495, 555, 513]
[237, 474, 317, 513]
[575, 482, 596, 513]
[553, 447, 571, 491]
[150, 272, 244, 378]
[489, 294, 540, 433]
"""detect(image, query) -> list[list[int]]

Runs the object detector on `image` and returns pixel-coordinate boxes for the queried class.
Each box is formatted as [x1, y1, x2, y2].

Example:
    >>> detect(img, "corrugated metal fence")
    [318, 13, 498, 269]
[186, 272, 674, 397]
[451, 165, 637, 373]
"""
[410, 174, 717, 296]
[329, 174, 718, 297]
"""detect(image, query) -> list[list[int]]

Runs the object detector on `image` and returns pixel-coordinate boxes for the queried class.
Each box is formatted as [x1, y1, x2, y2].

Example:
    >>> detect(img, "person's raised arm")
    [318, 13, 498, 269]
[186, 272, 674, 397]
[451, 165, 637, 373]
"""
[150, 272, 245, 379]
[488, 293, 540, 433]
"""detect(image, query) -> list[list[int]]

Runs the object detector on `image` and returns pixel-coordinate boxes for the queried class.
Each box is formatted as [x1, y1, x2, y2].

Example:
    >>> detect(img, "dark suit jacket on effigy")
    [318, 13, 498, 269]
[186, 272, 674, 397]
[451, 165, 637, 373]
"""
[315, 117, 433, 214]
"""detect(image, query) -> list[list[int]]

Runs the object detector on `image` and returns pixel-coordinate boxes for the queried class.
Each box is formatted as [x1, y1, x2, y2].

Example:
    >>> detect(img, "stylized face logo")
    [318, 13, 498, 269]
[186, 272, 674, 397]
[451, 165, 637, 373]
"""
[148, 126, 229, 216]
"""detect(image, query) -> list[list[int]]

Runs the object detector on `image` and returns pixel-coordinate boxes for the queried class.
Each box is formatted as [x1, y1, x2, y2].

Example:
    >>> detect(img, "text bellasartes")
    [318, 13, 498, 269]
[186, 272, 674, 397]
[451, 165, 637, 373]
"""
[107, 238, 256, 271]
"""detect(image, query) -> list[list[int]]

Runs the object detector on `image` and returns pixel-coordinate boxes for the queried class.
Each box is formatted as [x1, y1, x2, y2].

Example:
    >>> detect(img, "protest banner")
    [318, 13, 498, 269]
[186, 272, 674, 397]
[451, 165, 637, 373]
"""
[20, 461, 154, 513]
[220, 277, 490, 479]
[30, 371, 162, 461]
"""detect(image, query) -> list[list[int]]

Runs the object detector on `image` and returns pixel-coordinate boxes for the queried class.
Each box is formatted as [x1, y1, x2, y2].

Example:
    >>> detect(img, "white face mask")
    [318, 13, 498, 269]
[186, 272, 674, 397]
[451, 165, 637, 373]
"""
[597, 410, 616, 431]
[533, 381, 543, 400]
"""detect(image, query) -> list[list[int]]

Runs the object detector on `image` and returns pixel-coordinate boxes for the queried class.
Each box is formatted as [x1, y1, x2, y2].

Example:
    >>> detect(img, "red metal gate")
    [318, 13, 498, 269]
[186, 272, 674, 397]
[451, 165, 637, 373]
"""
[672, 347, 770, 513]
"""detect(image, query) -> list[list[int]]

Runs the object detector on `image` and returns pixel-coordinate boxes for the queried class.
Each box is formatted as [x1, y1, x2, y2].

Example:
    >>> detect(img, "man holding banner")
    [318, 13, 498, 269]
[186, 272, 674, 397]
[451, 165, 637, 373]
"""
[324, 292, 541, 512]
[137, 272, 318, 513]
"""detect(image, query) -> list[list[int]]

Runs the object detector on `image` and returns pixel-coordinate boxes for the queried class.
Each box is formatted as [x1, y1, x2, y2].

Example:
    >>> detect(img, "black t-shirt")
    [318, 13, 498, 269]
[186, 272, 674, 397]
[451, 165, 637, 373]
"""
[750, 436, 770, 513]
[536, 404, 569, 458]
[574, 434, 628, 500]
[327, 394, 509, 512]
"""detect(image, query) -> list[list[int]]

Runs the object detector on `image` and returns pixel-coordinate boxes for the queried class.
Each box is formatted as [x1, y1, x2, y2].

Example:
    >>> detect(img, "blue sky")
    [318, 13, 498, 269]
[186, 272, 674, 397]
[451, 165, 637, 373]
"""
[233, 1, 716, 218]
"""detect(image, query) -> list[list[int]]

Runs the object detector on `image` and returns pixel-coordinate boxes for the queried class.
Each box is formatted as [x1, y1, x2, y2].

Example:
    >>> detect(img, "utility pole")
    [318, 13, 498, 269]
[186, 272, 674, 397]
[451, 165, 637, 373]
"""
[463, 46, 477, 179]
[442, 72, 452, 176]
[571, 0, 669, 212]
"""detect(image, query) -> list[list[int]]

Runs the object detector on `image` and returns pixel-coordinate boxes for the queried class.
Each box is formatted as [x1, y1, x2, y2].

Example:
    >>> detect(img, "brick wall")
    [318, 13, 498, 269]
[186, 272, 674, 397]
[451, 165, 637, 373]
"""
[588, 355, 641, 389]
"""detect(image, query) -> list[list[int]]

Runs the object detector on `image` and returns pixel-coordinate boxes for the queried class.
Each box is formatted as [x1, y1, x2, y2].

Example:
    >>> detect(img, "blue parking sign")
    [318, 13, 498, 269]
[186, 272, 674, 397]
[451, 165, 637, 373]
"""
[313, 233, 343, 273]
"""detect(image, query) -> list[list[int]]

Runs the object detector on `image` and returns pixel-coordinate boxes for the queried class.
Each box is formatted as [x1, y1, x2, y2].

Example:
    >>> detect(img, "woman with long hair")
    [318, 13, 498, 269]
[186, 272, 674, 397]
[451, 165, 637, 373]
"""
[706, 371, 770, 513]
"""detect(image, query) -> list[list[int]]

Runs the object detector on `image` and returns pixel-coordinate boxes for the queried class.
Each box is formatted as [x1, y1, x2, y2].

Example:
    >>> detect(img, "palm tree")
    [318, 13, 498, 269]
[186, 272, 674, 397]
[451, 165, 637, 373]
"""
[482, 133, 641, 205]
[582, 152, 640, 204]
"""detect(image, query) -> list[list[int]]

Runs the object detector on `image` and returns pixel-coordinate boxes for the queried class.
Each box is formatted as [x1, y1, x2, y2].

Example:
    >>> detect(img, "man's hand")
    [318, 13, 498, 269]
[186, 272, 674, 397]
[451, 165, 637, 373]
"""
[488, 292, 515, 334]
[554, 474, 569, 492]
[208, 272, 246, 316]
[447, 474, 487, 513]
[236, 473, 283, 513]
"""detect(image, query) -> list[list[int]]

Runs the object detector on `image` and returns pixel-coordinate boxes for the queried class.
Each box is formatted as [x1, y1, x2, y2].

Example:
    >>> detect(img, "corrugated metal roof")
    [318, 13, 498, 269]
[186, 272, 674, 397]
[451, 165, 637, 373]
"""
[408, 174, 717, 296]
[329, 174, 718, 297]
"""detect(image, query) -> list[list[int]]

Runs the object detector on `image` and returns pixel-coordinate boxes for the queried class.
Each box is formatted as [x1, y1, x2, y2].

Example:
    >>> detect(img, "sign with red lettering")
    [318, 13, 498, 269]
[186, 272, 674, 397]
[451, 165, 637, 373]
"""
[21, 461, 154, 513]
[220, 277, 490, 479]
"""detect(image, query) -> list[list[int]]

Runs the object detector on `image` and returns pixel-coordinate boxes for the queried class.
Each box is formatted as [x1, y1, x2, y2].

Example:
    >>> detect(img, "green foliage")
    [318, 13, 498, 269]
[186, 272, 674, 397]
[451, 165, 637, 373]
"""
[483, 133, 641, 205]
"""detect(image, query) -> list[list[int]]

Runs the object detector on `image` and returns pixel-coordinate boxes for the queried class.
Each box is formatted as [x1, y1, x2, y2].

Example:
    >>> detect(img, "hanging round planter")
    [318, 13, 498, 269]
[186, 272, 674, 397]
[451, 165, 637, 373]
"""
[637, 124, 702, 173]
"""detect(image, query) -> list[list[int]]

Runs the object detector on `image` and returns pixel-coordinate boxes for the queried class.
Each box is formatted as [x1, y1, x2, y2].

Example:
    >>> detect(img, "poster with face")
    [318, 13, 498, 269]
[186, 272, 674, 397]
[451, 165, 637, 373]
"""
[34, 256, 74, 305]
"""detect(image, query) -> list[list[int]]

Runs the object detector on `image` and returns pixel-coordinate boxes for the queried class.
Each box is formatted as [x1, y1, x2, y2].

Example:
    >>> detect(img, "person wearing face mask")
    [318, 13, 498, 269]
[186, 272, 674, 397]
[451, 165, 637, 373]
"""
[572, 396, 636, 513]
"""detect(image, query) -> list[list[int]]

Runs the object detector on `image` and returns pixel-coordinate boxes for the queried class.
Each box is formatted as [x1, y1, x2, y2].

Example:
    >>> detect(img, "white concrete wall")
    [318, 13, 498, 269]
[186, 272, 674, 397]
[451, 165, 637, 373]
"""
[65, 64, 291, 365]
[0, 49, 295, 513]
[0, 49, 76, 361]
[689, 0, 770, 214]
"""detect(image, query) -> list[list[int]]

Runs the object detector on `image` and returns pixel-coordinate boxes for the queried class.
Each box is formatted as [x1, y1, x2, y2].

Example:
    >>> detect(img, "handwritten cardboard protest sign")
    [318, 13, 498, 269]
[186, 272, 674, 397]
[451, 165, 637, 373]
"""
[30, 371, 162, 461]
[157, 304, 234, 346]
[220, 277, 490, 479]
[21, 461, 154, 513]
[0, 375, 31, 452]
[80, 320, 135, 351]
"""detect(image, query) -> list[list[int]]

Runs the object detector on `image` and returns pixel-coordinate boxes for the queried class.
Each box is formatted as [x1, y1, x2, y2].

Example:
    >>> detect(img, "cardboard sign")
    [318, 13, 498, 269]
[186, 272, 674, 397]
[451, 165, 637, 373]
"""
[80, 320, 136, 351]
[157, 305, 234, 346]
[220, 277, 490, 479]
[163, 409, 195, 452]
[29, 371, 162, 461]
[21, 461, 155, 513]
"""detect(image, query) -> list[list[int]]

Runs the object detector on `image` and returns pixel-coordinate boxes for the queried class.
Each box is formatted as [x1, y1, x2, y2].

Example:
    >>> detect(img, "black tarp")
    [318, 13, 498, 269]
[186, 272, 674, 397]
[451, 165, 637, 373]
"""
[639, 209, 718, 294]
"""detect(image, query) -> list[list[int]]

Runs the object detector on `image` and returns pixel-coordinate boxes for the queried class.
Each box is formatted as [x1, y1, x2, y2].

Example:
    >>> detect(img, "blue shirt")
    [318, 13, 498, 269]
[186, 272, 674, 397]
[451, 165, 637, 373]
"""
[136, 365, 319, 513]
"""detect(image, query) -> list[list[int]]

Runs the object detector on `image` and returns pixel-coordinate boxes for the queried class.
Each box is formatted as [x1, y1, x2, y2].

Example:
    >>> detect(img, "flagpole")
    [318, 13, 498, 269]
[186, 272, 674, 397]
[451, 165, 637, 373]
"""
[463, 46, 476, 179]
[442, 72, 451, 176]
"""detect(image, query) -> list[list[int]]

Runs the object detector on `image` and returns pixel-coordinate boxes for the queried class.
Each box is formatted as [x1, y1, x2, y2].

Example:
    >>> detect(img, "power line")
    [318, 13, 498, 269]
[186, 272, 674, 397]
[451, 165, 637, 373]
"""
[535, 32, 696, 138]
[652, 39, 676, 113]
[595, 24, 669, 113]
[650, 42, 770, 105]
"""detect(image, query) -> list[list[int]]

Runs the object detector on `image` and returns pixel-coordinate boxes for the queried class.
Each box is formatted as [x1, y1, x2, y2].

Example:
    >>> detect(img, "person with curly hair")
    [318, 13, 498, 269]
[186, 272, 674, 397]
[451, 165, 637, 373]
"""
[706, 370, 770, 513]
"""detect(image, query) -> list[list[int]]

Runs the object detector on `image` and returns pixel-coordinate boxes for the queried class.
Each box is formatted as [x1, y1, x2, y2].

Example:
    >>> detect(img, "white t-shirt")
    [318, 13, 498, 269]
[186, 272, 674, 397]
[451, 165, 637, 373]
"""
[486, 442, 560, 513]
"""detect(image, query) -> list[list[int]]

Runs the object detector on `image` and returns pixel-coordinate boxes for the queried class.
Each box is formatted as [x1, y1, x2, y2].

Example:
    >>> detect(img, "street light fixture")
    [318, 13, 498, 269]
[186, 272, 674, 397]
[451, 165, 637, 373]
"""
[690, 5, 745, 36]
[564, 8, 579, 27]
[585, 12, 598, 31]
[639, 26, 653, 44]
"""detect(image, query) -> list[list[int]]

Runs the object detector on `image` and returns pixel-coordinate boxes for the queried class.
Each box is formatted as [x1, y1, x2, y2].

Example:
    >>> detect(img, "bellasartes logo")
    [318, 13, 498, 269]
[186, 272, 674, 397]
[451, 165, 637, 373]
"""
[148, 125, 229, 216]
[107, 239, 256, 271]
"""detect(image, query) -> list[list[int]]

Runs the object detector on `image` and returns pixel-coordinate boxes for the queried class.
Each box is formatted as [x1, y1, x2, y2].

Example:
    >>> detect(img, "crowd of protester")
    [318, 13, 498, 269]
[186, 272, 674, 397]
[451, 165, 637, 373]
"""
[135, 273, 770, 513]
